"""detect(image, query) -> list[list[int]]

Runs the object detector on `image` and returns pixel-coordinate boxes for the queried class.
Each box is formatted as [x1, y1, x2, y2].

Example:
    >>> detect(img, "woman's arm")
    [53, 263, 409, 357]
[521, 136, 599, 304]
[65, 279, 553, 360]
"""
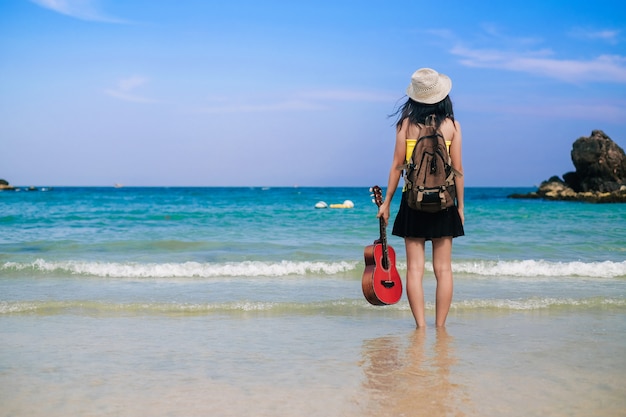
[449, 120, 464, 224]
[377, 118, 409, 225]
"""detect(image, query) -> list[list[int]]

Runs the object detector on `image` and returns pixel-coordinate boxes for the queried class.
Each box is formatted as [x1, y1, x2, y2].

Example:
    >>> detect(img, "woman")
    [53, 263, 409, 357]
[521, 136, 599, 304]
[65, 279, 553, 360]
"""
[377, 68, 465, 328]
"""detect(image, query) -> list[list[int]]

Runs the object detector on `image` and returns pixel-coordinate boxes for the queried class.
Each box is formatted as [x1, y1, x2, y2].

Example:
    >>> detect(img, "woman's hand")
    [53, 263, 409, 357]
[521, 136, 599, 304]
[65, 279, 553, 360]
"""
[457, 207, 465, 225]
[377, 202, 390, 226]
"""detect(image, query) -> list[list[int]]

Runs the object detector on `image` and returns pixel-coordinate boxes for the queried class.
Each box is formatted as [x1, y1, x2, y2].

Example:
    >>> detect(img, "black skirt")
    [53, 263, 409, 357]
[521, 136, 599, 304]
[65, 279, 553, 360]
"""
[392, 192, 465, 240]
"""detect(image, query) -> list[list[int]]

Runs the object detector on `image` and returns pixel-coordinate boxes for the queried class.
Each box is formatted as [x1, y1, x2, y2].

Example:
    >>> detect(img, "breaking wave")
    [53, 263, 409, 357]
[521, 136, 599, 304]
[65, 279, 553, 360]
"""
[1, 258, 625, 279]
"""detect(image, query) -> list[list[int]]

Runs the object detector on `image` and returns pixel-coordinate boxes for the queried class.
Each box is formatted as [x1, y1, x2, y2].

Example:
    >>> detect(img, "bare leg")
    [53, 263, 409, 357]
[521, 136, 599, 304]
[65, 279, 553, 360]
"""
[405, 238, 426, 328]
[431, 237, 454, 327]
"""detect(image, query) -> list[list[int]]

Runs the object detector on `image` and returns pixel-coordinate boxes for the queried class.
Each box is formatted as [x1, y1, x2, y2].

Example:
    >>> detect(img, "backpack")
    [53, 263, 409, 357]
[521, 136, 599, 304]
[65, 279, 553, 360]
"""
[399, 119, 461, 212]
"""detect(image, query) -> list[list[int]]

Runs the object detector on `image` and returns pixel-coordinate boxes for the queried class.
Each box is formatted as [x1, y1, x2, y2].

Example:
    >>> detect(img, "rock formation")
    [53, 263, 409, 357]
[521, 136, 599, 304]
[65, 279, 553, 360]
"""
[0, 179, 15, 190]
[509, 130, 626, 203]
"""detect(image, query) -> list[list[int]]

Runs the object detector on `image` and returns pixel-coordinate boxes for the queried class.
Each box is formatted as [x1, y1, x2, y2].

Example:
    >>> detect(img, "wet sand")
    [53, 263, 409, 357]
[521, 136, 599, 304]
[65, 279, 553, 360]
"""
[1, 306, 624, 417]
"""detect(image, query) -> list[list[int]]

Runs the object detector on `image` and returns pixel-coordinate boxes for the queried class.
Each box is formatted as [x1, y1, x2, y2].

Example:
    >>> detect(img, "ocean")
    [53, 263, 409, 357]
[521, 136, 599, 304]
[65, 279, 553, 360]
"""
[1, 186, 625, 417]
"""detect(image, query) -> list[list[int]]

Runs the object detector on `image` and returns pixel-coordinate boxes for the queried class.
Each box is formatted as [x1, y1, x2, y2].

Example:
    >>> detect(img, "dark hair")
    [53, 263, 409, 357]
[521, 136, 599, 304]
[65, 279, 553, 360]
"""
[391, 96, 455, 130]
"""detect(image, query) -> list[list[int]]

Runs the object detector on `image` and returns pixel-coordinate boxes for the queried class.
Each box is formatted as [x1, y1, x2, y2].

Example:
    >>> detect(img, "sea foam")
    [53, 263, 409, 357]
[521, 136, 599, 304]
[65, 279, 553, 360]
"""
[453, 259, 626, 279]
[1, 259, 357, 278]
[2, 258, 625, 279]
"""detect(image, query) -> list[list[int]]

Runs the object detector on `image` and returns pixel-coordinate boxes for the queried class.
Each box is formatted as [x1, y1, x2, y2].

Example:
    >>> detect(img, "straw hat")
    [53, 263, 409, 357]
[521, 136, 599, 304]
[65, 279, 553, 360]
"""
[406, 68, 452, 104]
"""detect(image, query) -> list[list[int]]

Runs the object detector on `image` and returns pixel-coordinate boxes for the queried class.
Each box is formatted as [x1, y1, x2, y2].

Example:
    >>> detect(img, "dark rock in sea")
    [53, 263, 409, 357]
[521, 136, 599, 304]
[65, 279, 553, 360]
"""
[509, 130, 626, 203]
[567, 130, 626, 192]
[0, 179, 16, 191]
[0, 179, 51, 192]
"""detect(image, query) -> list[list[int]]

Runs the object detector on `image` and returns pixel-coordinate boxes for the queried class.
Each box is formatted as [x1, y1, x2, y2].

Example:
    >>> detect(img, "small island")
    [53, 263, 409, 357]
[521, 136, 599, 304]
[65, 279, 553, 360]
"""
[509, 130, 626, 203]
[0, 179, 52, 192]
[0, 179, 16, 191]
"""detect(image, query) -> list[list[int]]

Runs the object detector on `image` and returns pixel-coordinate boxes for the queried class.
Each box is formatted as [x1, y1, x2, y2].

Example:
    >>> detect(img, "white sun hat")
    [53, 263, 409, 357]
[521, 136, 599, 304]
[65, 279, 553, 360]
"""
[406, 68, 452, 104]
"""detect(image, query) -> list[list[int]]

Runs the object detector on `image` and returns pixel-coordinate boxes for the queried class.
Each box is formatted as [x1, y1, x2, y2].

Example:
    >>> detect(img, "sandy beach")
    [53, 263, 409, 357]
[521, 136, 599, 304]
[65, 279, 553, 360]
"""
[2, 306, 624, 417]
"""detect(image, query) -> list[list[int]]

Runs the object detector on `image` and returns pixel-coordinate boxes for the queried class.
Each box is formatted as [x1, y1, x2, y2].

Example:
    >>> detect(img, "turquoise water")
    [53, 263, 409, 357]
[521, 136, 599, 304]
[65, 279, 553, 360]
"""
[1, 187, 624, 310]
[2, 186, 624, 262]
[1, 187, 625, 416]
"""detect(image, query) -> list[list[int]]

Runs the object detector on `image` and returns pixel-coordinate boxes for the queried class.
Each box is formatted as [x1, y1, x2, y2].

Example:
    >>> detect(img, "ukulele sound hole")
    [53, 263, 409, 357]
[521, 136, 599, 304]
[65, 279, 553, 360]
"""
[381, 281, 395, 288]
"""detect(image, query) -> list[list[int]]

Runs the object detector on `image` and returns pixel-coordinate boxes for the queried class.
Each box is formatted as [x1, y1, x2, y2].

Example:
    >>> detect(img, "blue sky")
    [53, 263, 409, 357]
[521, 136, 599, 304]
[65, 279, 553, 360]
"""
[1, 0, 625, 186]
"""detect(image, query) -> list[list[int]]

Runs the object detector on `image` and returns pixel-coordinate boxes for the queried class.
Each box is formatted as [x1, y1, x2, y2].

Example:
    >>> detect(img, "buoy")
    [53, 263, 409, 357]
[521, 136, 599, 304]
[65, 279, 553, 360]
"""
[314, 201, 328, 209]
[329, 200, 355, 209]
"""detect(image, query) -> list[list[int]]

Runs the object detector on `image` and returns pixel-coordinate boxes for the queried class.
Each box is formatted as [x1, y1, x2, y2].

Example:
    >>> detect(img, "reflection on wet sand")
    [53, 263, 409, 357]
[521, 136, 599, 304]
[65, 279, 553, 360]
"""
[359, 329, 469, 417]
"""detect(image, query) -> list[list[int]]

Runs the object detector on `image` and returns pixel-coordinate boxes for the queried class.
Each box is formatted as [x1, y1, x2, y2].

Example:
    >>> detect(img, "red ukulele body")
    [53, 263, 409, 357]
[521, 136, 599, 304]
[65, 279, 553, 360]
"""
[362, 186, 403, 306]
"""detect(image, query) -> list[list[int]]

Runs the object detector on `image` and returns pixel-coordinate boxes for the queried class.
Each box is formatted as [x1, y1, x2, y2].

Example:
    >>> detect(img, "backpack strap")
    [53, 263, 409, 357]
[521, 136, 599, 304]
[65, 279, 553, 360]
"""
[439, 186, 447, 210]
[439, 141, 464, 178]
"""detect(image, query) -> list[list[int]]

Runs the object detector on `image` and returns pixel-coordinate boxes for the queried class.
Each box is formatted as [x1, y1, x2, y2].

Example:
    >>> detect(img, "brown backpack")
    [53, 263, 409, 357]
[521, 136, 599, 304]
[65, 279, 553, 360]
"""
[399, 120, 461, 212]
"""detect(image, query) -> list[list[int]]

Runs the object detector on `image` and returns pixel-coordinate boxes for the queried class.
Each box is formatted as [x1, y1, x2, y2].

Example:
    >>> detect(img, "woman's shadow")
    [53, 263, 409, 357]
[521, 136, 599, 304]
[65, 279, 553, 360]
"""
[359, 328, 469, 416]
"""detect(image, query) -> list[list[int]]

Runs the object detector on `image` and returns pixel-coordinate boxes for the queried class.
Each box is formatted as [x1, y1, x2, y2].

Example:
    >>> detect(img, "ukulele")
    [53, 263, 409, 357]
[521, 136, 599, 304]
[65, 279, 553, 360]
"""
[361, 185, 403, 305]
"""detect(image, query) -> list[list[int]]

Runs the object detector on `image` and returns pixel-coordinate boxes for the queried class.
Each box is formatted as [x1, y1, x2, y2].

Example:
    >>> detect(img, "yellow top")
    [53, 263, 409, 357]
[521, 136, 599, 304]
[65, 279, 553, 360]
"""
[406, 139, 452, 162]
[405, 139, 417, 163]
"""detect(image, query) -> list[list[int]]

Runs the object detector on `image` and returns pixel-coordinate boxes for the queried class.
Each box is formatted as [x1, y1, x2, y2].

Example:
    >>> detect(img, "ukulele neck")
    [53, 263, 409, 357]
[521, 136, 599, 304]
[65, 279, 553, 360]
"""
[378, 217, 390, 270]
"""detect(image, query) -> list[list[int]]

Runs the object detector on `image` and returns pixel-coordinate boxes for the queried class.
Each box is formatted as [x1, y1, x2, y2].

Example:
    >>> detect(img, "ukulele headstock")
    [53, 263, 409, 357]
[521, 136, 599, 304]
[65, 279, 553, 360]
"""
[369, 185, 383, 208]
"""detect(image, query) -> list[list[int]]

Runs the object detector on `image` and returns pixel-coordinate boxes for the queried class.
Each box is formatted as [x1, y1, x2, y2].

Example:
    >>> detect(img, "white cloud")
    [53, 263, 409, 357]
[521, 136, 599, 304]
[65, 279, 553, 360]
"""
[105, 76, 159, 103]
[29, 0, 127, 23]
[477, 23, 544, 47]
[451, 46, 626, 83]
[426, 25, 626, 84]
[569, 28, 622, 44]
